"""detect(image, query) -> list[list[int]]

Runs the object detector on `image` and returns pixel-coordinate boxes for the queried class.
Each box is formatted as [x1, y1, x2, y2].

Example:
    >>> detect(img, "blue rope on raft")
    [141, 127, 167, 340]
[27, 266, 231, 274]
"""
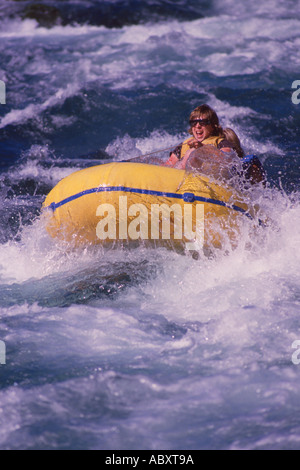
[45, 185, 251, 218]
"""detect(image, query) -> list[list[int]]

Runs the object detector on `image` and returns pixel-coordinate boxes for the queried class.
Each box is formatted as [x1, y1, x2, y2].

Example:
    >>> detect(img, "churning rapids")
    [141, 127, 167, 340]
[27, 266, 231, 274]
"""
[0, 0, 300, 450]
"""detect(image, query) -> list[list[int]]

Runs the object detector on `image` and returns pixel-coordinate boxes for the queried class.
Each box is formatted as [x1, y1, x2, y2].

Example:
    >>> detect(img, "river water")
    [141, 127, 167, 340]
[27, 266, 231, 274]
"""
[0, 0, 300, 450]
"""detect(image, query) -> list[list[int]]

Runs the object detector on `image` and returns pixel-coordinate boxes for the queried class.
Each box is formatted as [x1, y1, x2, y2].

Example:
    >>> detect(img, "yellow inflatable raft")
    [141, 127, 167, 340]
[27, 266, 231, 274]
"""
[42, 161, 256, 251]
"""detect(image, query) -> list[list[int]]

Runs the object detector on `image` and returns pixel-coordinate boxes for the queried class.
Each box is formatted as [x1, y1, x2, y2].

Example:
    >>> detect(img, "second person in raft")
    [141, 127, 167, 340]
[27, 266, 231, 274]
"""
[165, 104, 266, 185]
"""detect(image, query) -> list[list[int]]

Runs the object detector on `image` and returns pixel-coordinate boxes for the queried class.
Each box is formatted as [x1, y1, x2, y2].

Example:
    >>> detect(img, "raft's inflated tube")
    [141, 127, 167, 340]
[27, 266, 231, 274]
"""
[42, 162, 256, 251]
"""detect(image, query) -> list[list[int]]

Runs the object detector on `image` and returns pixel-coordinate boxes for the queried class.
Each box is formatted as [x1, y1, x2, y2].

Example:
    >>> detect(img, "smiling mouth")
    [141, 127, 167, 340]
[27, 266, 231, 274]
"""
[194, 130, 204, 140]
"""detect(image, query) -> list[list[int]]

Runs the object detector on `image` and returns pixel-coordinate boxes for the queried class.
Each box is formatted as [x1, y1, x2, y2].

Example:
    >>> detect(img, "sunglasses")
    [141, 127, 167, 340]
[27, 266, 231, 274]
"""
[189, 119, 211, 127]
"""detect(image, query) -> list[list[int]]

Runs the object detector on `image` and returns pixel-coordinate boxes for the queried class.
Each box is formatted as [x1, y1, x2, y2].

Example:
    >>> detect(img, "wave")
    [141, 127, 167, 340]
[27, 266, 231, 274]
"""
[1, 0, 300, 451]
[2, 0, 300, 31]
[0, 0, 208, 29]
[0, 11, 298, 160]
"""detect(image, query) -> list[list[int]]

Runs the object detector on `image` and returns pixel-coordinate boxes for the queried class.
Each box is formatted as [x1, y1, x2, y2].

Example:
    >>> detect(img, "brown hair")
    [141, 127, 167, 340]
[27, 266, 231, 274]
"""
[222, 128, 244, 158]
[188, 104, 223, 136]
[188, 105, 244, 158]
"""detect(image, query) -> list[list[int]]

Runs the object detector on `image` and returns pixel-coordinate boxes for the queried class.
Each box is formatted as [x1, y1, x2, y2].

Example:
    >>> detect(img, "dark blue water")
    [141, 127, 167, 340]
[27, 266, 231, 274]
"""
[0, 0, 300, 450]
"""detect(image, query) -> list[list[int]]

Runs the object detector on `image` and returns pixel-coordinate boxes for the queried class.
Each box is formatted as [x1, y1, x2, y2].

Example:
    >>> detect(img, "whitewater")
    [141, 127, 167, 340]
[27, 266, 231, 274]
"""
[0, 0, 300, 450]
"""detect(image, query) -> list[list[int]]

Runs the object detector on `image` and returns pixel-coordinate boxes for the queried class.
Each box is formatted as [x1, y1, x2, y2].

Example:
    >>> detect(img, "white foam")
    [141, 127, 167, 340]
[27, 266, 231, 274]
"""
[0, 19, 103, 38]
[1, 13, 298, 137]
[214, 0, 300, 21]
[106, 130, 186, 161]
[0, 83, 80, 129]
[138, 192, 300, 327]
